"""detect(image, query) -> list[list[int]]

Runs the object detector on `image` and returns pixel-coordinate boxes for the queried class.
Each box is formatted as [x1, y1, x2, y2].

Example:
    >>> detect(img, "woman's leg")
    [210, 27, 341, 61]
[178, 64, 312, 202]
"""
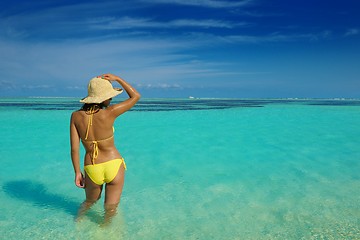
[104, 164, 125, 224]
[76, 172, 103, 220]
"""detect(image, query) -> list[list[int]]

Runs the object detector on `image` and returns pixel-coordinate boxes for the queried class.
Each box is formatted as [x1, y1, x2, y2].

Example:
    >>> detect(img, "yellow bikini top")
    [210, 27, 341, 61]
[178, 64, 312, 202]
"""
[82, 106, 114, 165]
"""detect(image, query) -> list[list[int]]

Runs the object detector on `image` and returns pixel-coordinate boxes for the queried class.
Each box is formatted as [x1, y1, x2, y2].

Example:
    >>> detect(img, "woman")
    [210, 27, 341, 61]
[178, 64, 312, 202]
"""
[70, 73, 140, 223]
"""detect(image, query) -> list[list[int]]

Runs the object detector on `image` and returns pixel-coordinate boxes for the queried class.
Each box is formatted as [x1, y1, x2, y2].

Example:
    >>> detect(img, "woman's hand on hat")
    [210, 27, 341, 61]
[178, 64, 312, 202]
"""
[98, 73, 118, 81]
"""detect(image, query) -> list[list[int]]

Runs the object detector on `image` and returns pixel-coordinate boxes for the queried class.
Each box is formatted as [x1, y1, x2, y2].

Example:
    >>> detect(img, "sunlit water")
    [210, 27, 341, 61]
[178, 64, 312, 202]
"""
[0, 98, 359, 239]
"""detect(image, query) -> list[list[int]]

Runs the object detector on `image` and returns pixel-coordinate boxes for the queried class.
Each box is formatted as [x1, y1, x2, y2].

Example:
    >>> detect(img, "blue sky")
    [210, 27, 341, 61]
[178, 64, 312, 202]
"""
[0, 0, 359, 98]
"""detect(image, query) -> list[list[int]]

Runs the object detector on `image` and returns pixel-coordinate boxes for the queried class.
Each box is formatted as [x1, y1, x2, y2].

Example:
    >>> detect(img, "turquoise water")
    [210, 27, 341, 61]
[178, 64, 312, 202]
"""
[0, 98, 359, 239]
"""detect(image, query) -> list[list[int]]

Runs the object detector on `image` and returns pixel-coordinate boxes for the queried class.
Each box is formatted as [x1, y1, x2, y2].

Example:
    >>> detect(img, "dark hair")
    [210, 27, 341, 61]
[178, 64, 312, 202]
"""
[81, 103, 105, 112]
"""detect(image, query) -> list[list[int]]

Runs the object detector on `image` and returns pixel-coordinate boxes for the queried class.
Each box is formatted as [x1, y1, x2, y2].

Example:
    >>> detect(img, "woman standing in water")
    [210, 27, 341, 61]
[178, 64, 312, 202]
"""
[70, 73, 140, 223]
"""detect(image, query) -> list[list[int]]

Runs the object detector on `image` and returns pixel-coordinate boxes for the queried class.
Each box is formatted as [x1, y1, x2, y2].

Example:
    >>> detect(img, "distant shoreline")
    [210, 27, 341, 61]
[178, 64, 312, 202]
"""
[0, 96, 359, 100]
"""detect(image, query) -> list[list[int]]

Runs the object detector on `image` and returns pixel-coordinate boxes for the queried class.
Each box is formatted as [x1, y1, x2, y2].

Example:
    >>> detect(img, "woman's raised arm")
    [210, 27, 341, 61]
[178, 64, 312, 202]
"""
[100, 73, 141, 117]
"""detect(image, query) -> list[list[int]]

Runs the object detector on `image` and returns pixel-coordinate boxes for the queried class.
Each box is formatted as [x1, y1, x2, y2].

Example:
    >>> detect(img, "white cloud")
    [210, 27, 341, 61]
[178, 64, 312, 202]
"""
[143, 0, 254, 8]
[170, 19, 246, 28]
[136, 83, 183, 89]
[0, 0, 248, 41]
[22, 84, 54, 89]
[222, 31, 334, 43]
[89, 16, 242, 30]
[344, 28, 359, 37]
[0, 36, 230, 92]
[0, 80, 17, 90]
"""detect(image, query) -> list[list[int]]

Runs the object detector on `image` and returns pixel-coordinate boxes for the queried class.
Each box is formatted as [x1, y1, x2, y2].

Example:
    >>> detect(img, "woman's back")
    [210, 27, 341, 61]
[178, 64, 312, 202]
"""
[72, 108, 120, 165]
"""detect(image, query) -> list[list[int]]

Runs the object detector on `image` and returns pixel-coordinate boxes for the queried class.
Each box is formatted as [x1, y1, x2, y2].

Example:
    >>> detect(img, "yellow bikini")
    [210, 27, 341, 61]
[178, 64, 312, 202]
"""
[82, 106, 126, 185]
[84, 158, 126, 185]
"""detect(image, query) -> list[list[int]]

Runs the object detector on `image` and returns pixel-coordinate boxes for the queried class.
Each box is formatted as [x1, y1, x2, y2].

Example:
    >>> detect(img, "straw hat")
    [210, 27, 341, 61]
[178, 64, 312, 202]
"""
[80, 77, 123, 103]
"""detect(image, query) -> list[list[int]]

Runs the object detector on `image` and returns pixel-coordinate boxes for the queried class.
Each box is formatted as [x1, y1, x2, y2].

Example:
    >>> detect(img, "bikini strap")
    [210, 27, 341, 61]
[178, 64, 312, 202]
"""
[84, 105, 99, 165]
[85, 105, 98, 140]
[90, 141, 99, 165]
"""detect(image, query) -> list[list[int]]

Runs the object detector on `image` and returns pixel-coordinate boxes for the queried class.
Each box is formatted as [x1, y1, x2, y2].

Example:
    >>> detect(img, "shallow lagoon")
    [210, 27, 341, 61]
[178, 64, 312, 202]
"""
[1, 98, 359, 239]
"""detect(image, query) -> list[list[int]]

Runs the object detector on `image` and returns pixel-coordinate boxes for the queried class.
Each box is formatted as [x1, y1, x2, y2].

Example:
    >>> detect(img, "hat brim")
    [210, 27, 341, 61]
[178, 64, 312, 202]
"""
[80, 88, 123, 103]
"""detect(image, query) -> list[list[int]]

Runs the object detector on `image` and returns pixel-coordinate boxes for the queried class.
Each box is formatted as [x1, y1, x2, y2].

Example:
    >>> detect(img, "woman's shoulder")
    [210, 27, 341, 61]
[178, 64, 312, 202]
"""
[71, 109, 83, 114]
[71, 109, 84, 119]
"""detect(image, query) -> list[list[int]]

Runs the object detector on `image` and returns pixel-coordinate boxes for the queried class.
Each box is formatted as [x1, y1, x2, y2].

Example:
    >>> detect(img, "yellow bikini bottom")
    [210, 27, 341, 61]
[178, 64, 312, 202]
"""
[84, 158, 126, 185]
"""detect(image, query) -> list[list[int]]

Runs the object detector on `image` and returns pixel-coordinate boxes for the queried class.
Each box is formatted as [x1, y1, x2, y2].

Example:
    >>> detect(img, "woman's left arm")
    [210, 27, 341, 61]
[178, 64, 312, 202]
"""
[70, 113, 84, 188]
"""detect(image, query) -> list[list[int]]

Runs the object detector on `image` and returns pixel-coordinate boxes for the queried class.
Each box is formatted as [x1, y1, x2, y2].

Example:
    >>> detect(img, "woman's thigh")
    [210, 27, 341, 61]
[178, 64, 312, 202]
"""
[105, 165, 125, 205]
[84, 172, 103, 202]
